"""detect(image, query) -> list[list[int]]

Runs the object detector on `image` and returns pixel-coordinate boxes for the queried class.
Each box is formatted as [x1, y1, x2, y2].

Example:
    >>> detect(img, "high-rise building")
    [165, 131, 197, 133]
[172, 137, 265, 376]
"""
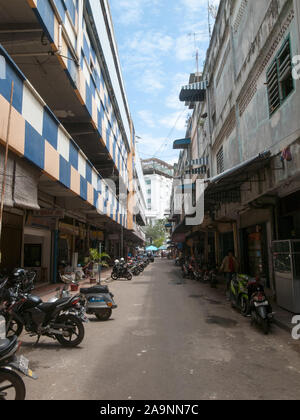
[142, 159, 174, 225]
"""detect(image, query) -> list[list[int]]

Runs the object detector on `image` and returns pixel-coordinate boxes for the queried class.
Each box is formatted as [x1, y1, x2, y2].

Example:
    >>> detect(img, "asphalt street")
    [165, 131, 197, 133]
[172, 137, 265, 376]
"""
[20, 259, 300, 400]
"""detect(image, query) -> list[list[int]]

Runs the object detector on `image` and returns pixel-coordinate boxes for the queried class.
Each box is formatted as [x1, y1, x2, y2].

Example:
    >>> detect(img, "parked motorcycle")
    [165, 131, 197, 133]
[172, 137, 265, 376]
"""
[0, 332, 37, 400]
[182, 260, 194, 279]
[209, 266, 219, 288]
[0, 282, 86, 347]
[0, 280, 37, 400]
[248, 279, 273, 334]
[230, 273, 250, 316]
[127, 260, 140, 276]
[80, 285, 117, 321]
[111, 260, 133, 281]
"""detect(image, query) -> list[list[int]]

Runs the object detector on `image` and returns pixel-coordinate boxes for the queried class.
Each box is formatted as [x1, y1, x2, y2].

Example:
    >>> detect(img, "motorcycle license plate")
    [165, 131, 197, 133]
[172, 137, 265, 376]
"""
[15, 356, 36, 379]
[254, 301, 269, 307]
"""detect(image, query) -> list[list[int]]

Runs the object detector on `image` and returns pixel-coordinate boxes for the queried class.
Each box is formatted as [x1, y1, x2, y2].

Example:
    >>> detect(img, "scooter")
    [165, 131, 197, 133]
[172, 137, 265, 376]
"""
[248, 279, 274, 334]
[80, 285, 117, 321]
[230, 274, 250, 316]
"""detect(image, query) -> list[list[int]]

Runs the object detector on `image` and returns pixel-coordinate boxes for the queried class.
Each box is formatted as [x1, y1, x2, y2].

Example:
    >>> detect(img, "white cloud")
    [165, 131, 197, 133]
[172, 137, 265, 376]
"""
[159, 110, 189, 133]
[138, 110, 155, 127]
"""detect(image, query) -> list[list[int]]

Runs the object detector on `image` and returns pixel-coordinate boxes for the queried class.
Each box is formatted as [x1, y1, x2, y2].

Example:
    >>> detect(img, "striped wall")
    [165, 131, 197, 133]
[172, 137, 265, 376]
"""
[26, 0, 129, 190]
[0, 44, 127, 228]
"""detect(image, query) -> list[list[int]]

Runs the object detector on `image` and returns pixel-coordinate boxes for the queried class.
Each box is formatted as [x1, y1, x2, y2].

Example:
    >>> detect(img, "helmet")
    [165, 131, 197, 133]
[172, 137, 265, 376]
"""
[120, 258, 125, 262]
[114, 259, 120, 264]
[13, 268, 26, 278]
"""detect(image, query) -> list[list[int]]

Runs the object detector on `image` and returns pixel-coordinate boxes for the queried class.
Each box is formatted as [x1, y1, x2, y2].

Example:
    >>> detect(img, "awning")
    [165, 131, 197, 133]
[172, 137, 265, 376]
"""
[179, 81, 207, 103]
[185, 157, 209, 167]
[0, 147, 40, 210]
[205, 151, 271, 205]
[173, 138, 191, 150]
[185, 166, 207, 175]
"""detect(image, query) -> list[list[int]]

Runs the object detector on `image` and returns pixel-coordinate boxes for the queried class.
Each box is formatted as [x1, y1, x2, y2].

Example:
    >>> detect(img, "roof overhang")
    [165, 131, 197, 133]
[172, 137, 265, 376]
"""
[205, 151, 272, 206]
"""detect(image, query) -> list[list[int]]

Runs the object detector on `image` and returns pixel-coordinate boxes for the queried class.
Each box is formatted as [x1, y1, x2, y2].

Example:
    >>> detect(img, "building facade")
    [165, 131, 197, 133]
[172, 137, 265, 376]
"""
[0, 0, 145, 283]
[170, 0, 300, 306]
[142, 159, 174, 225]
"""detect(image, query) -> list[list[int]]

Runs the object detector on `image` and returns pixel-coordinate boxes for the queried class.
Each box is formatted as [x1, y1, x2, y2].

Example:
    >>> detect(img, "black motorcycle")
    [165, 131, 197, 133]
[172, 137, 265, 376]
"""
[1, 283, 86, 347]
[0, 279, 37, 400]
[0, 335, 37, 400]
[111, 262, 133, 281]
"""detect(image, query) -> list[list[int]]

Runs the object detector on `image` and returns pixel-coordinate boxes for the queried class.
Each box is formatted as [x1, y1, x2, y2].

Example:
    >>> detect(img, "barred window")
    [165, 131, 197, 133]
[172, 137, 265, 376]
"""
[216, 147, 224, 175]
[267, 38, 294, 116]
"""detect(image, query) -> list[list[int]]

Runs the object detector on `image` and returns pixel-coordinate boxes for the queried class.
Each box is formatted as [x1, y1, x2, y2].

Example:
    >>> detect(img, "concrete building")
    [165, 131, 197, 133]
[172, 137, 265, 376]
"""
[0, 0, 145, 283]
[170, 0, 300, 311]
[142, 159, 174, 225]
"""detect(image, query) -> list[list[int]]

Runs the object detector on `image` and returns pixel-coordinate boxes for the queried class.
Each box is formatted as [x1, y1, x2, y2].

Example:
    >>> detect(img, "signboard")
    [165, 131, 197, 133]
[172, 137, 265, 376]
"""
[173, 233, 186, 243]
[59, 222, 79, 236]
[33, 209, 65, 218]
[108, 234, 120, 241]
[90, 231, 104, 241]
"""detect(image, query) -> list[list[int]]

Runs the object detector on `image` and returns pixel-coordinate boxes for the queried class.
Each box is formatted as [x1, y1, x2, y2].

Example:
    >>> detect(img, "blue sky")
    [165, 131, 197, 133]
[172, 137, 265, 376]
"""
[109, 0, 219, 165]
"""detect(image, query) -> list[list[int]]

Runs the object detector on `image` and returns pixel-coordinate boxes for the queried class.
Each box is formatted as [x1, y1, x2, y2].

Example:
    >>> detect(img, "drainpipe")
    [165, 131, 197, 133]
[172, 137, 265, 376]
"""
[52, 219, 59, 284]
[205, 74, 214, 178]
[295, 0, 300, 51]
[229, 12, 243, 163]
[57, 24, 63, 55]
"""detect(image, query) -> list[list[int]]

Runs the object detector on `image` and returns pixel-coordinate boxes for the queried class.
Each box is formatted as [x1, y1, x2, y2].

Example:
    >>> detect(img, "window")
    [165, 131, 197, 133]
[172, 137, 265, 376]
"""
[147, 189, 151, 195]
[216, 147, 224, 175]
[267, 38, 294, 116]
[146, 180, 151, 185]
[147, 199, 151, 204]
[24, 244, 42, 268]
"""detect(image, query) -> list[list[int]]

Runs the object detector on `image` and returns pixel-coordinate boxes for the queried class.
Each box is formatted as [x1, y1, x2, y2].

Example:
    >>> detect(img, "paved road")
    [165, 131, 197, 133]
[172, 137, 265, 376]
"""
[21, 259, 300, 400]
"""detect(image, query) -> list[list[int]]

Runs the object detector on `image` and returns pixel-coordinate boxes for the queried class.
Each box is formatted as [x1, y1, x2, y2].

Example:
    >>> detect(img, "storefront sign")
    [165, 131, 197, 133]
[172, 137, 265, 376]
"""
[59, 222, 79, 236]
[173, 234, 186, 243]
[33, 209, 65, 218]
[26, 215, 56, 230]
[90, 231, 104, 241]
[108, 234, 120, 241]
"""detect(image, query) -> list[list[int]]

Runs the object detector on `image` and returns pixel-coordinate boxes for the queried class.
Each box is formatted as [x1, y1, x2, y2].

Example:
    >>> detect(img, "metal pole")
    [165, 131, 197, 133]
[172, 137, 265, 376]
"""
[98, 241, 102, 285]
[0, 81, 14, 264]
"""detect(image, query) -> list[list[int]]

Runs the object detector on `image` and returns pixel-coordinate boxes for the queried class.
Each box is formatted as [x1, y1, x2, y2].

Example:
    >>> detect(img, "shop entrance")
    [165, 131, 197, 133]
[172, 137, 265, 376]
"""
[242, 224, 269, 287]
[23, 227, 51, 284]
[0, 211, 23, 272]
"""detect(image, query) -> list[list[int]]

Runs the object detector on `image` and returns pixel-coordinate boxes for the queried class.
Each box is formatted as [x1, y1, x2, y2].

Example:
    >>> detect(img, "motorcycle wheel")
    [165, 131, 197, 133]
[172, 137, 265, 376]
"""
[55, 315, 85, 347]
[4, 316, 23, 338]
[0, 368, 26, 400]
[127, 273, 133, 281]
[111, 273, 118, 280]
[95, 309, 112, 321]
[239, 295, 250, 317]
[262, 319, 270, 335]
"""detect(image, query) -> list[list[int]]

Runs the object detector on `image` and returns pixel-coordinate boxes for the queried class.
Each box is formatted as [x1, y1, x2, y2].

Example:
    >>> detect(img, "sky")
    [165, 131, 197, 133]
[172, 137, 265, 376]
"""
[109, 0, 220, 165]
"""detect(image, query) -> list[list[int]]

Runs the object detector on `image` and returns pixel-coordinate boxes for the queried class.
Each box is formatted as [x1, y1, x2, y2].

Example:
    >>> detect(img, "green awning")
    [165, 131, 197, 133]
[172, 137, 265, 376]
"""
[173, 138, 191, 150]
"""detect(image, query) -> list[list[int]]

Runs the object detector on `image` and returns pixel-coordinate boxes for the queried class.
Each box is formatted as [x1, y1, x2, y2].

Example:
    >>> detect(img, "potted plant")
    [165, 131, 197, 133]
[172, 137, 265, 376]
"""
[89, 248, 110, 284]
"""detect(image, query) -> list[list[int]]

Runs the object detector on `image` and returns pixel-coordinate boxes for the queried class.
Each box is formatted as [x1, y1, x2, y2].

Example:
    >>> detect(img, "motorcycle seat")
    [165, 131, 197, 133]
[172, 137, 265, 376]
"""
[80, 286, 109, 295]
[38, 297, 71, 312]
[0, 335, 18, 357]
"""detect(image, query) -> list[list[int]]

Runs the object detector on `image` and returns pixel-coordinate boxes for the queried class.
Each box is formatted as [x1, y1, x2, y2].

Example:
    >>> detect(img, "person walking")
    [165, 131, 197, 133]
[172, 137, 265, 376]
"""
[220, 250, 239, 299]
